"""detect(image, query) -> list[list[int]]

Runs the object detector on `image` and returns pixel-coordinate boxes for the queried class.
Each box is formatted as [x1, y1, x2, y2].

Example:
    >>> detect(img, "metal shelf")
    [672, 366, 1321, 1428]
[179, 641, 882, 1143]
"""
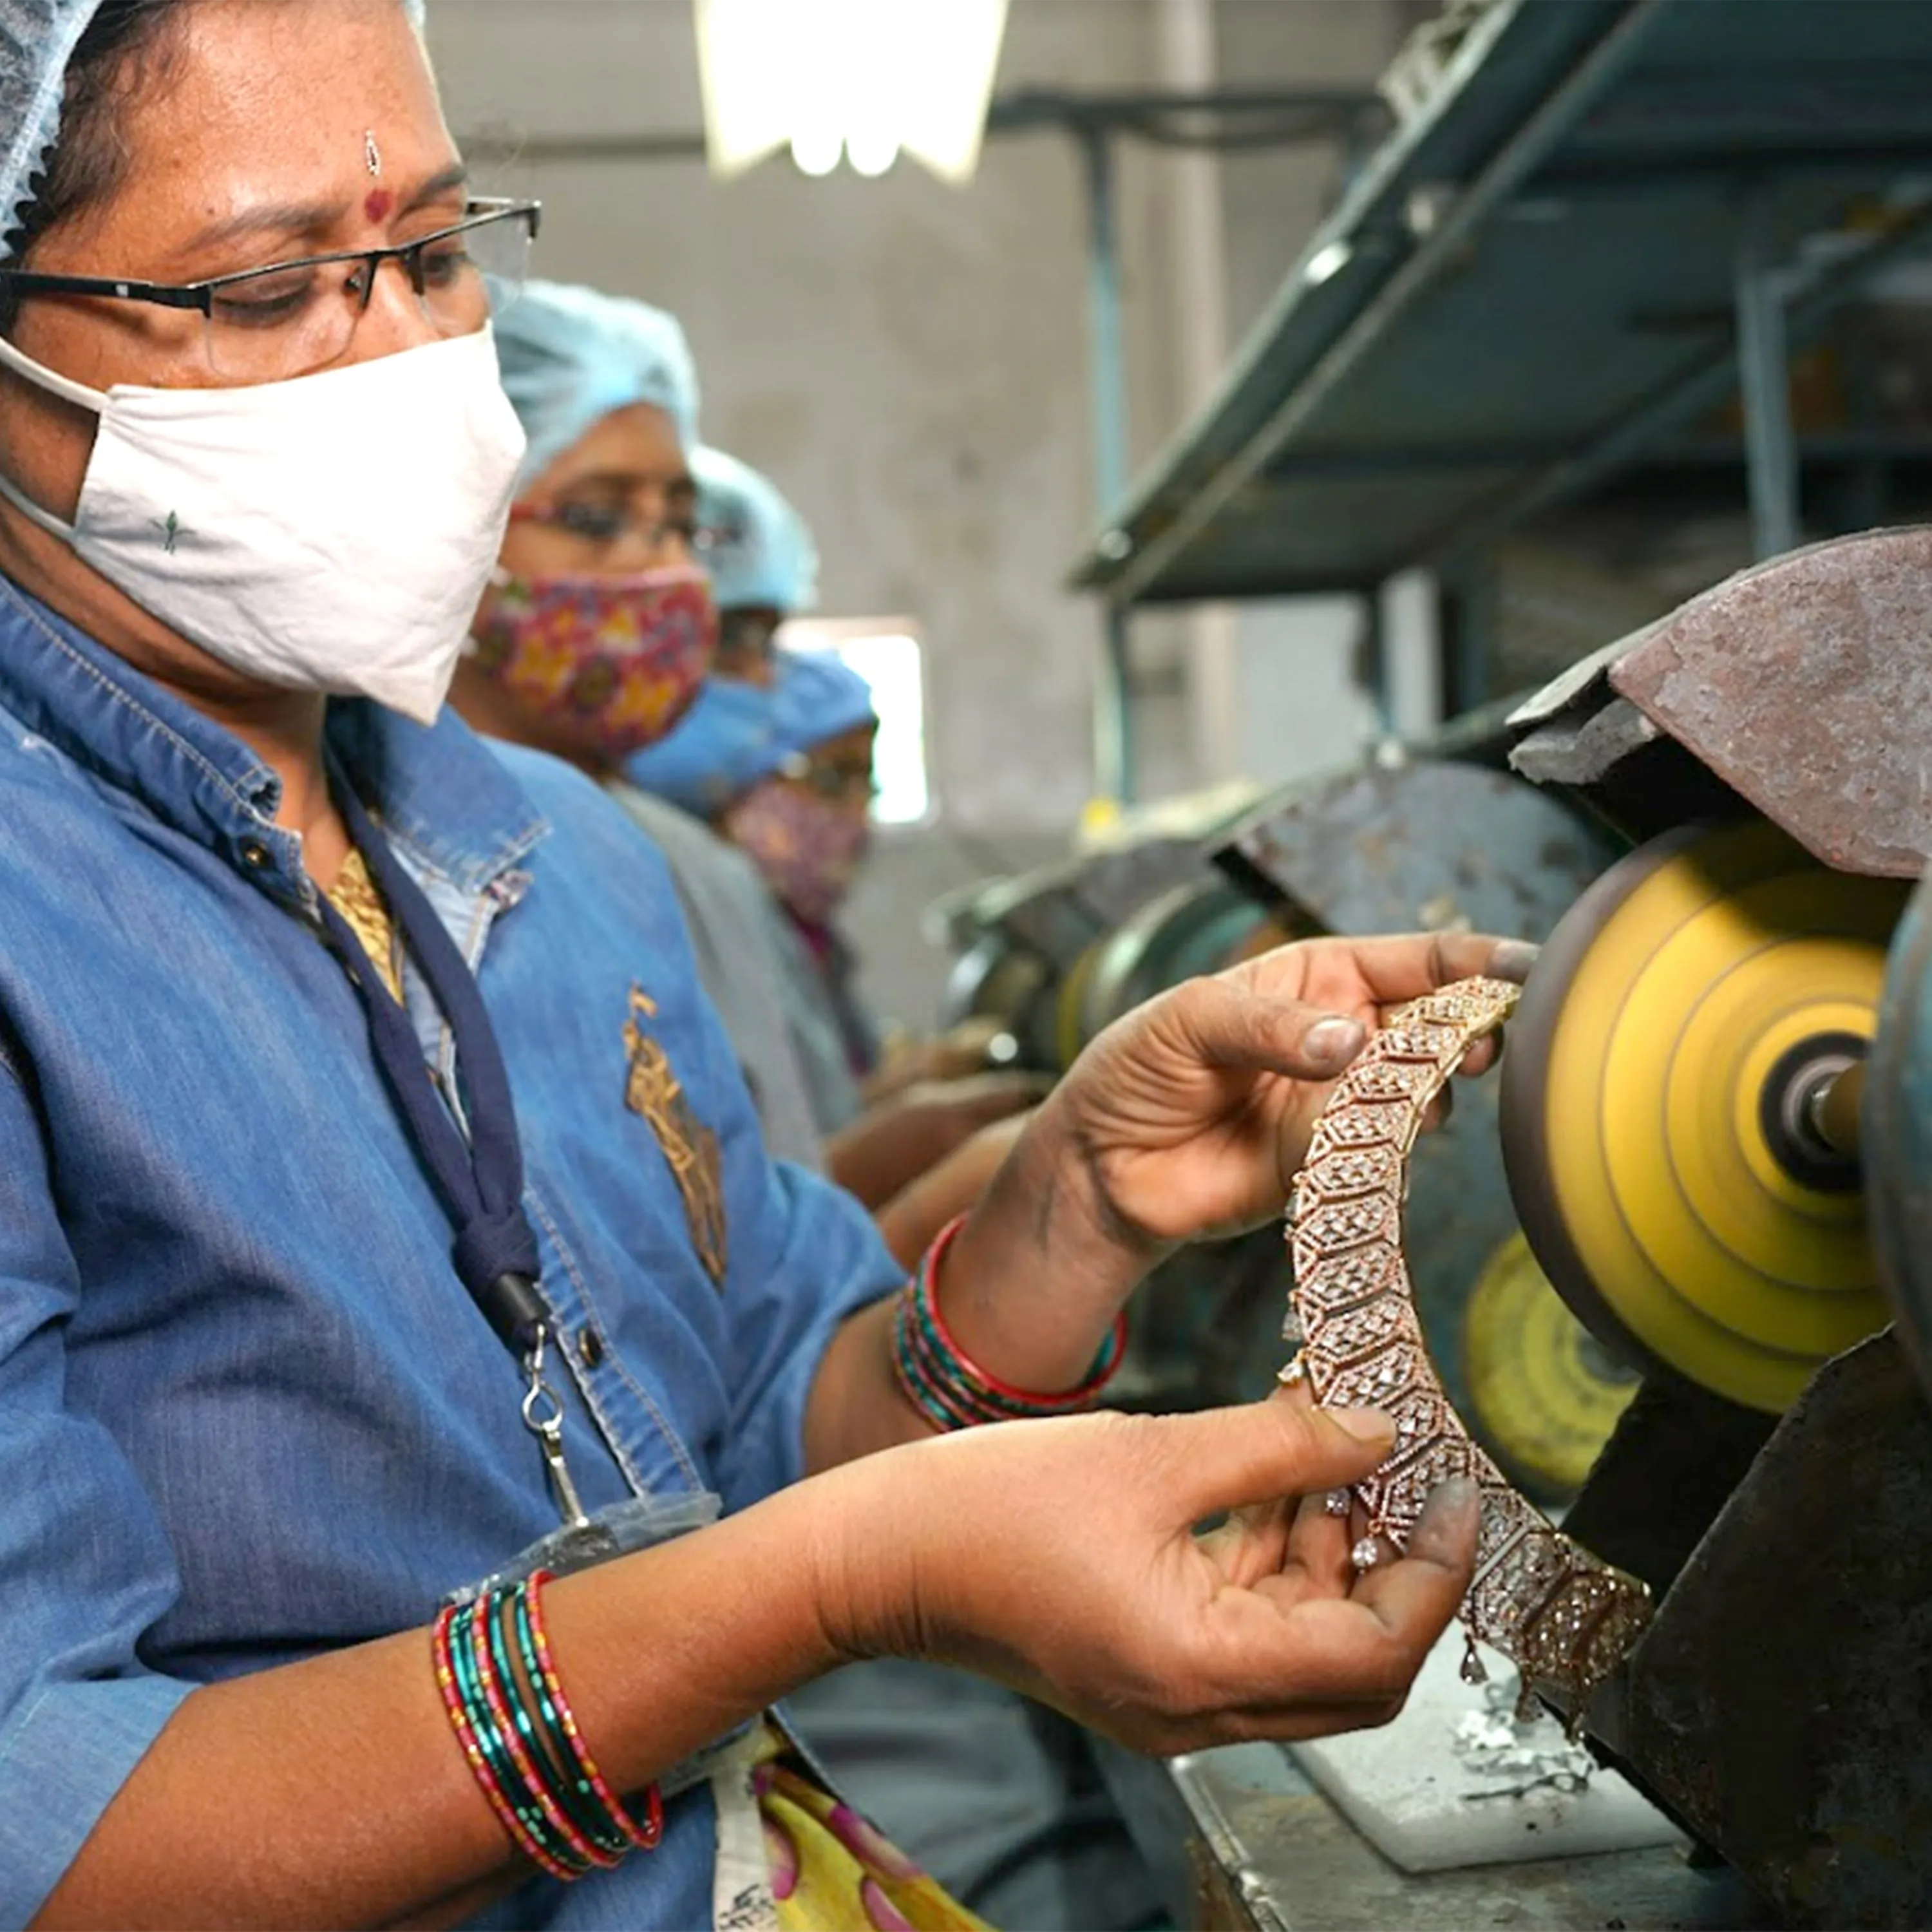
[1074, 0, 1932, 609]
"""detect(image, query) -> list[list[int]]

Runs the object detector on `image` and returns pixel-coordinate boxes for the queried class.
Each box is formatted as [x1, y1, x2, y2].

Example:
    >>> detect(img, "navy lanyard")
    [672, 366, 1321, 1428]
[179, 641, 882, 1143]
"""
[313, 763, 589, 1526]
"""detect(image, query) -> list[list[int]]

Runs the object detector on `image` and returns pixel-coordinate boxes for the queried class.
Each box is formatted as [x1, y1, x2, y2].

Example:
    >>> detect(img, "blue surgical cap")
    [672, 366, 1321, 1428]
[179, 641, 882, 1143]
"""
[623, 676, 782, 817]
[3, 0, 424, 259]
[693, 445, 820, 616]
[491, 278, 699, 489]
[626, 653, 876, 813]
[770, 650, 878, 760]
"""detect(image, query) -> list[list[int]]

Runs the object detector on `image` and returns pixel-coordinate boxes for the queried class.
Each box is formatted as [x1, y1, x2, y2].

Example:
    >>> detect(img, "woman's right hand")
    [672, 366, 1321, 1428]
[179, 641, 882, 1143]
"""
[813, 1397, 1477, 1754]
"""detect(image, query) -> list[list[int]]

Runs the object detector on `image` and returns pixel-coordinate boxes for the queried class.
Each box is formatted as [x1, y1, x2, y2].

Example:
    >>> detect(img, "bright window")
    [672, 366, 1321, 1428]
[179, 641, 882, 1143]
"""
[780, 618, 932, 826]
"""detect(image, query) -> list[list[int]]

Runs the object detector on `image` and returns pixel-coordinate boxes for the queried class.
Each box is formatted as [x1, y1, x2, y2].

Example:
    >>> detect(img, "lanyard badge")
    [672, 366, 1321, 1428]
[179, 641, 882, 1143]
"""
[521, 1323, 591, 1530]
[314, 762, 594, 1528]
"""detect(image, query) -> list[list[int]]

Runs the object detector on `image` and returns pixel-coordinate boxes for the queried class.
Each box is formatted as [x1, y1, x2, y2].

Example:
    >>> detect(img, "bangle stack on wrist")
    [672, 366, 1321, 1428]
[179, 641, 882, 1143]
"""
[891, 1213, 1128, 1431]
[433, 1569, 663, 1880]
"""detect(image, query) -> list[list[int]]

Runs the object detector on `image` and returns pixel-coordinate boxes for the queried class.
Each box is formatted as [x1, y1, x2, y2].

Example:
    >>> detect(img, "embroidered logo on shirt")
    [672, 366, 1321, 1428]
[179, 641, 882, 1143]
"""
[623, 986, 728, 1288]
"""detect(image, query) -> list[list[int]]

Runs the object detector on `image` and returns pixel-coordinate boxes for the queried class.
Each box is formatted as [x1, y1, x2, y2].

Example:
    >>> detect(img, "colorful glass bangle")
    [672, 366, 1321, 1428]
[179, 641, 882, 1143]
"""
[467, 1593, 621, 1871]
[524, 1571, 665, 1852]
[442, 1600, 580, 1877]
[892, 1299, 990, 1431]
[891, 1213, 1128, 1432]
[487, 1589, 631, 1862]
[448, 1594, 601, 1877]
[433, 1604, 585, 1884]
[507, 1581, 660, 1855]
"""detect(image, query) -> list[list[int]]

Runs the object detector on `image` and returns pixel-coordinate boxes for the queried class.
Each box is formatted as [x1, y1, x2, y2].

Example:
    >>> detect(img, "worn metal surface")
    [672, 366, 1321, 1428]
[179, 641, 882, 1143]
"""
[1868, 868, 1932, 1406]
[1602, 1334, 1932, 1929]
[1218, 759, 1617, 942]
[981, 839, 1211, 969]
[1560, 1377, 1776, 1604]
[1607, 526, 1932, 878]
[1092, 1737, 1763, 1932]
[1076, 878, 1274, 1053]
[936, 840, 1219, 1067]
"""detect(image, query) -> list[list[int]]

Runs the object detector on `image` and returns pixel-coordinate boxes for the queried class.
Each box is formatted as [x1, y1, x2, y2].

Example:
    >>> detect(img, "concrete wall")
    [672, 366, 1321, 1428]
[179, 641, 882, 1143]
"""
[430, 0, 1191, 844]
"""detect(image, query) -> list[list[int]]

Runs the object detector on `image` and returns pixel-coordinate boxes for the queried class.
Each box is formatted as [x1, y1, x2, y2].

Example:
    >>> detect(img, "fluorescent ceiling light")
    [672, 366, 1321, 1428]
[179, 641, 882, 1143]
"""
[696, 0, 1009, 185]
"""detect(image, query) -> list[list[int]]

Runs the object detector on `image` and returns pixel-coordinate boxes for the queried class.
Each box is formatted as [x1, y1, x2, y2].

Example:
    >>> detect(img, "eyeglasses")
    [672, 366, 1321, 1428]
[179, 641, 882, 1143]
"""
[510, 499, 717, 556]
[0, 198, 540, 382]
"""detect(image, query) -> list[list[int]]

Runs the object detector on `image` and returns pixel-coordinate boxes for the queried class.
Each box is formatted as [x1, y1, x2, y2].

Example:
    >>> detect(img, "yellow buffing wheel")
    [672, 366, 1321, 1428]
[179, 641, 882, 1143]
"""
[1054, 942, 1105, 1074]
[1499, 819, 1908, 1414]
[1463, 1231, 1640, 1501]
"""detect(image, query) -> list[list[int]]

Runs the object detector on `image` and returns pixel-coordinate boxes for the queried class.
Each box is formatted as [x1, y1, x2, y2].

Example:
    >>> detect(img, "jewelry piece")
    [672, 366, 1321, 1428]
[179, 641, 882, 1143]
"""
[1276, 1354, 1309, 1388]
[1322, 1488, 1353, 1518]
[1286, 976, 1651, 1725]
[1350, 1537, 1383, 1571]
[365, 130, 383, 177]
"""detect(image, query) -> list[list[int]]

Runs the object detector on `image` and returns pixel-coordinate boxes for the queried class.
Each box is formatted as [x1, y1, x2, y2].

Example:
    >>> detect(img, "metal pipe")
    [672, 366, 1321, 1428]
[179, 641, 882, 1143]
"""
[1104, 0, 1678, 607]
[1095, 605, 1135, 805]
[1425, 195, 1932, 565]
[1735, 187, 1801, 560]
[466, 88, 1383, 169]
[1810, 1059, 1867, 1160]
[1082, 128, 1134, 803]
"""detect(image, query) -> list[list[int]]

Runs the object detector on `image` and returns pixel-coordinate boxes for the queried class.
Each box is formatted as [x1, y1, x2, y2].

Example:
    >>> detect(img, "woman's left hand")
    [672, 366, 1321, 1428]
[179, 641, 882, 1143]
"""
[1051, 929, 1533, 1253]
[914, 929, 1533, 1413]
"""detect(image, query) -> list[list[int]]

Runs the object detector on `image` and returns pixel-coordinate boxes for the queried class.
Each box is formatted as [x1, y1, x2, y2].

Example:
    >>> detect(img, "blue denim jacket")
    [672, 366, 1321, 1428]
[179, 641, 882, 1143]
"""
[0, 574, 900, 1927]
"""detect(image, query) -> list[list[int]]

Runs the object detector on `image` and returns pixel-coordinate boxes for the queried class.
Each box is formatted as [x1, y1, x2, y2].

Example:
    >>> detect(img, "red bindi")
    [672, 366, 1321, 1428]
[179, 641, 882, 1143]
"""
[365, 189, 394, 224]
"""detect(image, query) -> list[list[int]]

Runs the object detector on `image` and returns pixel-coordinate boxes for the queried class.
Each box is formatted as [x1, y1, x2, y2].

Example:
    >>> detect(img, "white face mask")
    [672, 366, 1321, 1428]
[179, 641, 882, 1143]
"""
[0, 327, 527, 724]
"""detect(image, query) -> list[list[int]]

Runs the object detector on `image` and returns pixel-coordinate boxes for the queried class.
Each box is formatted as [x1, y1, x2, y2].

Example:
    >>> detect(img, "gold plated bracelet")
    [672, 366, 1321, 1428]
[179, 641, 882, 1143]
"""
[1285, 977, 1651, 1719]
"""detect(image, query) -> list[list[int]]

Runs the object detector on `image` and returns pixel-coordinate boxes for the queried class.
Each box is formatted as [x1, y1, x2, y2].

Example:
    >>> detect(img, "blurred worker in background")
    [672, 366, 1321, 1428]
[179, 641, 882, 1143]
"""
[632, 446, 1017, 1127]
[450, 281, 1038, 1251]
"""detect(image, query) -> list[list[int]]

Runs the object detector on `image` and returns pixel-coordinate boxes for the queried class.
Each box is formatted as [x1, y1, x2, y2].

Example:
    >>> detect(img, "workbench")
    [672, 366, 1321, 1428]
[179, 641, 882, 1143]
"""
[1097, 1739, 1763, 1932]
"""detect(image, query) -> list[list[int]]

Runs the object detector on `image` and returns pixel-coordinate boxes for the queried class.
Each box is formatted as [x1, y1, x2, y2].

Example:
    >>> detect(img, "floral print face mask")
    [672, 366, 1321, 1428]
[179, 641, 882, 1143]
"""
[470, 565, 718, 761]
[724, 779, 872, 927]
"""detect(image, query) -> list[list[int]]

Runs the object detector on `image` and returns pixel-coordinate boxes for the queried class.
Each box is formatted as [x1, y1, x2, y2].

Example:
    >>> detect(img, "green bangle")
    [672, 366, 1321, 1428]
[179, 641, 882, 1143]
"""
[448, 1596, 587, 1873]
[488, 1586, 628, 1860]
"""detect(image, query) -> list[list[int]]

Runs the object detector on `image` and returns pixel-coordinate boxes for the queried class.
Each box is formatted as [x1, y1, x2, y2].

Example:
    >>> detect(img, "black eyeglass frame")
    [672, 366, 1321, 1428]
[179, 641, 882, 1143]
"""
[0, 196, 542, 317]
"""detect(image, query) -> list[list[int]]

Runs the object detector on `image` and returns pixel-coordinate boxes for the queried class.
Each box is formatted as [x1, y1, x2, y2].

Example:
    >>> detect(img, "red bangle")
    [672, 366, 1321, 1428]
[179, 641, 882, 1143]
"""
[432, 1605, 584, 1883]
[912, 1214, 1128, 1416]
[526, 1571, 666, 1852]
[469, 1596, 620, 1870]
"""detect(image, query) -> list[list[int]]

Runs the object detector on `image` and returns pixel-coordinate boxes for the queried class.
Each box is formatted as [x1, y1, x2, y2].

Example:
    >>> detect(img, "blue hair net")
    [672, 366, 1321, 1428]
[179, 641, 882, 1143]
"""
[625, 653, 876, 812]
[770, 650, 877, 760]
[491, 278, 699, 489]
[693, 445, 820, 616]
[3, 0, 424, 259]
[623, 676, 782, 817]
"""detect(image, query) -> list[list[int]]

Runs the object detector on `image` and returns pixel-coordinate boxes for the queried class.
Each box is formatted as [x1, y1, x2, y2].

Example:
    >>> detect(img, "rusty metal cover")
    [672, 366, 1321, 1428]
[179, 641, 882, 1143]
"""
[1217, 759, 1616, 943]
[1610, 526, 1932, 880]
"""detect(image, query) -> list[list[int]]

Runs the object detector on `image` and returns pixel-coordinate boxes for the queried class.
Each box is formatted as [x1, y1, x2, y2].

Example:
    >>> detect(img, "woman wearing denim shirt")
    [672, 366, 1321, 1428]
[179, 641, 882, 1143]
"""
[0, 1, 1521, 1924]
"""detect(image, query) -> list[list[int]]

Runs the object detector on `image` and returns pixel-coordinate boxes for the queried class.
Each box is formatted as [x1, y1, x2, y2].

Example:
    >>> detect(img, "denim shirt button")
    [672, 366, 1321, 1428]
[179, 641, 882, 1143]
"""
[578, 1325, 605, 1368]
[238, 838, 272, 871]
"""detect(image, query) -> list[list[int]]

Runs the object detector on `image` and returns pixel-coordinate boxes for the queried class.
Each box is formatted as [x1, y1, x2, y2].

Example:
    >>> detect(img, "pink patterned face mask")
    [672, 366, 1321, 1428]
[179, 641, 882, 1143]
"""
[724, 780, 872, 927]
[469, 565, 717, 761]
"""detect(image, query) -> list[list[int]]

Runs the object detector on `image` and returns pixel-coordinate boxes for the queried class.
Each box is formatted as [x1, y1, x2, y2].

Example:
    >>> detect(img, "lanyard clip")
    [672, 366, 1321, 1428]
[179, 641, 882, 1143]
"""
[521, 1325, 592, 1531]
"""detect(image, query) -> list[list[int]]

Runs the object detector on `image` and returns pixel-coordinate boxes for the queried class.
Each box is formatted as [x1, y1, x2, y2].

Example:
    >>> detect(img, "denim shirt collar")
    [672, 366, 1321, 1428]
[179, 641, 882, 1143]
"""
[0, 573, 547, 896]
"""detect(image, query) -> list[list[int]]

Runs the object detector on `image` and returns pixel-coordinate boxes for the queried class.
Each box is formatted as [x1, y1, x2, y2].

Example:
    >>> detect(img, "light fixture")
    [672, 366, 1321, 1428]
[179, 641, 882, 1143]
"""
[695, 0, 1009, 185]
[790, 128, 843, 177]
